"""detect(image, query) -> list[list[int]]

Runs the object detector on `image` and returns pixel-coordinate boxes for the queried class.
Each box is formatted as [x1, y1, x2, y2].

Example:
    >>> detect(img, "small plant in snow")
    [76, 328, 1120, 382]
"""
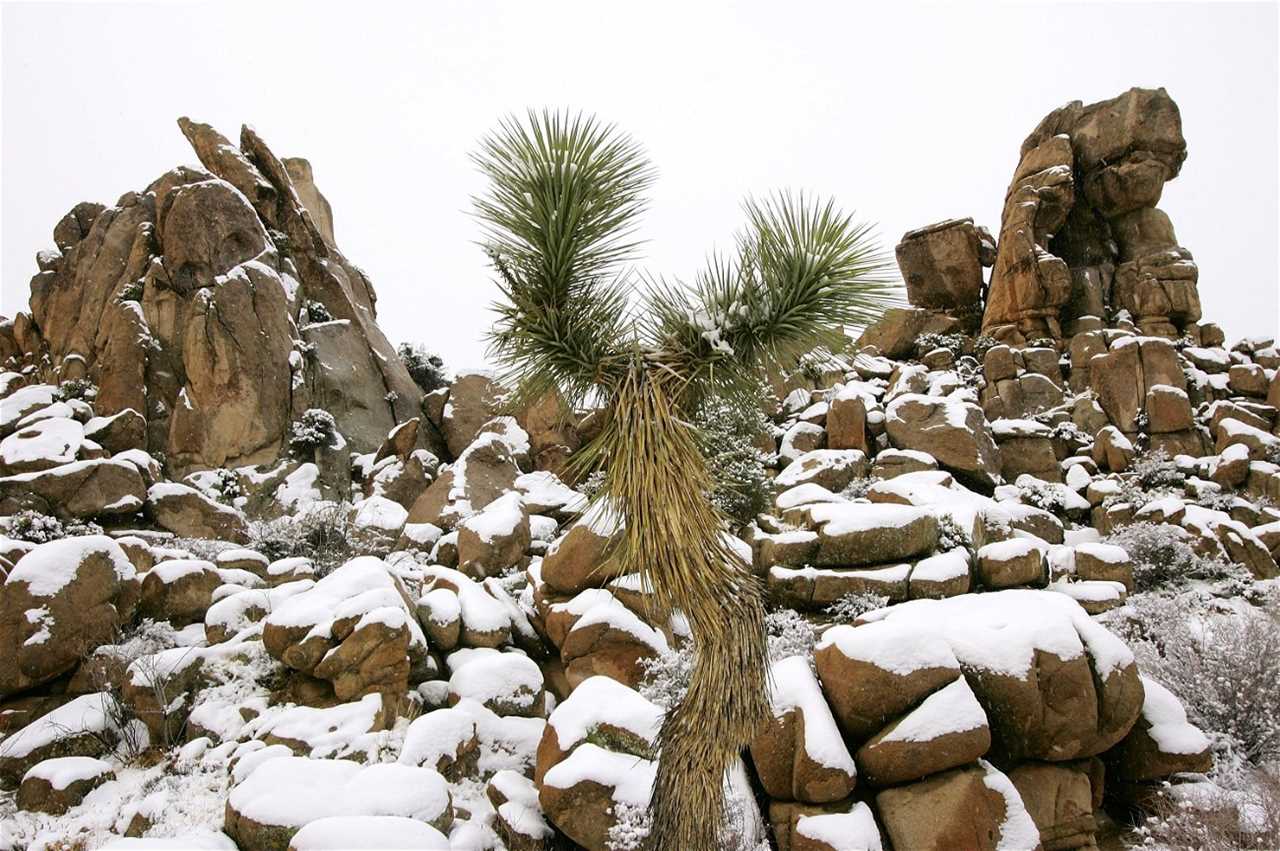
[639, 644, 694, 710]
[839, 476, 880, 500]
[5, 510, 102, 543]
[55, 377, 96, 401]
[397, 342, 449, 393]
[825, 592, 889, 623]
[1134, 766, 1280, 851]
[914, 332, 965, 360]
[117, 278, 144, 303]
[289, 408, 338, 454]
[936, 514, 971, 551]
[1018, 477, 1072, 514]
[607, 801, 653, 851]
[692, 390, 776, 528]
[765, 607, 815, 662]
[1125, 601, 1280, 769]
[302, 299, 333, 324]
[207, 468, 242, 504]
[971, 334, 1000, 362]
[248, 502, 359, 576]
[1132, 448, 1185, 490]
[1104, 522, 1241, 592]
[579, 469, 608, 499]
[384, 390, 399, 404]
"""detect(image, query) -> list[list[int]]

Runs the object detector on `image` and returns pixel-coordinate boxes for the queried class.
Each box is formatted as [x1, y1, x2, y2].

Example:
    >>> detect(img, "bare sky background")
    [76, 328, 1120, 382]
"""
[3, 1, 1277, 369]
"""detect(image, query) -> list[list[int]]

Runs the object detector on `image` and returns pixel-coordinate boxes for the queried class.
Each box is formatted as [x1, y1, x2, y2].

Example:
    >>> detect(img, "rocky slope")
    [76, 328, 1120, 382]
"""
[0, 88, 1277, 851]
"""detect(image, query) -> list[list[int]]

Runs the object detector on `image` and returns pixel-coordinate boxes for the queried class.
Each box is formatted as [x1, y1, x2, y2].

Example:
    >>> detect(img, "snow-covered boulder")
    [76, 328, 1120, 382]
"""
[145, 482, 250, 543]
[874, 760, 1039, 851]
[885, 393, 1003, 489]
[749, 656, 857, 803]
[540, 500, 625, 595]
[0, 457, 147, 519]
[408, 431, 522, 529]
[0, 536, 138, 696]
[286, 816, 449, 851]
[448, 650, 546, 717]
[16, 755, 114, 814]
[775, 449, 869, 493]
[399, 696, 544, 782]
[858, 590, 1145, 763]
[855, 676, 991, 787]
[794, 503, 940, 567]
[975, 538, 1047, 589]
[224, 756, 452, 851]
[457, 491, 530, 578]
[262, 557, 428, 702]
[0, 693, 118, 782]
[1106, 675, 1212, 781]
[0, 416, 86, 474]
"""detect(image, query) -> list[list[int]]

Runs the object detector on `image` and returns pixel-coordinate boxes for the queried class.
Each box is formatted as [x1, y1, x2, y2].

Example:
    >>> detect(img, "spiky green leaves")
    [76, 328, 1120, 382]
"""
[645, 192, 900, 402]
[473, 111, 656, 408]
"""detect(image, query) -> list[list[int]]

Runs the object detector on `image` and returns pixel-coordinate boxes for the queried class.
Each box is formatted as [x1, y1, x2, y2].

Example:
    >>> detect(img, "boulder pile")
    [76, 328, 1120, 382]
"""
[0, 88, 1275, 850]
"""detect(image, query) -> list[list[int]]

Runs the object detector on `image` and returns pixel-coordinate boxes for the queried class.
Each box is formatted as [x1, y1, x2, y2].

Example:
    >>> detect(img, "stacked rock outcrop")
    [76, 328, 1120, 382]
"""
[0, 88, 1275, 851]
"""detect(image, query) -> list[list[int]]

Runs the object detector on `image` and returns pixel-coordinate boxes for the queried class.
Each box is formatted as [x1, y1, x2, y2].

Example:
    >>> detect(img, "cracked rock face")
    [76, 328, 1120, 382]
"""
[18, 118, 439, 478]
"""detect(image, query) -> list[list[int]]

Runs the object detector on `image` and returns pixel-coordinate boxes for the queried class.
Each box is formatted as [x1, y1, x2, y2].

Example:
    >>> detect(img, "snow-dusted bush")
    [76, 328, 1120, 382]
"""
[825, 592, 889, 624]
[1122, 598, 1280, 768]
[936, 514, 971, 551]
[1135, 767, 1280, 851]
[607, 802, 653, 851]
[4, 510, 102, 543]
[638, 644, 693, 711]
[248, 502, 358, 576]
[914, 332, 965, 360]
[303, 299, 333, 324]
[207, 468, 242, 504]
[289, 408, 338, 454]
[1018, 477, 1073, 514]
[54, 377, 96, 401]
[579, 469, 608, 499]
[397, 342, 449, 393]
[1131, 448, 1186, 491]
[839, 476, 879, 500]
[765, 607, 815, 662]
[1104, 522, 1240, 592]
[971, 334, 1000, 362]
[692, 391, 776, 528]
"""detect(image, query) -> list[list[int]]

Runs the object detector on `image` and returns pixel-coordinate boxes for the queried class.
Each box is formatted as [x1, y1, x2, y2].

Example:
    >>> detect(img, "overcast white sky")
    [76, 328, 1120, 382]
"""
[3, 1, 1277, 368]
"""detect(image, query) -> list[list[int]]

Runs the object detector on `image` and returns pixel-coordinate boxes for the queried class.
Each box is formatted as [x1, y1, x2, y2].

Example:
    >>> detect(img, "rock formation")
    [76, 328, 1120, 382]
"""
[8, 118, 440, 478]
[0, 91, 1276, 851]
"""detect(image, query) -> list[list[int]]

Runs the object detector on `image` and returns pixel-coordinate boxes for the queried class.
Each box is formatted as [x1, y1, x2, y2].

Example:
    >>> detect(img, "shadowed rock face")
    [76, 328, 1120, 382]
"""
[982, 87, 1201, 342]
[16, 118, 442, 476]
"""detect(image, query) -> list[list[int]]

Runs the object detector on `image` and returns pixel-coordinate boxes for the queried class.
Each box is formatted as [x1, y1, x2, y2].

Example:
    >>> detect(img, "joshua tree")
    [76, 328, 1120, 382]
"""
[473, 110, 898, 850]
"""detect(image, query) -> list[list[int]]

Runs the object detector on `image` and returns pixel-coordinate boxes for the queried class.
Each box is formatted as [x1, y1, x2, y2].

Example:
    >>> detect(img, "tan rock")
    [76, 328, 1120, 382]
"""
[885, 394, 1002, 489]
[895, 218, 987, 311]
[875, 764, 1034, 851]
[856, 677, 991, 787]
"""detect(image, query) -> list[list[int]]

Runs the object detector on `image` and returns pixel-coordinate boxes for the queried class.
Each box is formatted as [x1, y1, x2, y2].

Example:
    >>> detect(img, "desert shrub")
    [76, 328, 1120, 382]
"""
[1104, 522, 1241, 592]
[638, 644, 694, 711]
[248, 502, 359, 576]
[692, 391, 776, 528]
[971, 334, 1000, 362]
[1131, 448, 1185, 490]
[765, 607, 816, 662]
[1122, 598, 1280, 768]
[1017, 477, 1072, 514]
[839, 476, 879, 500]
[825, 591, 889, 623]
[117, 279, 144, 303]
[302, 299, 333, 324]
[55, 378, 96, 401]
[914, 332, 965, 360]
[206, 468, 242, 504]
[288, 409, 338, 454]
[397, 343, 449, 393]
[5, 510, 102, 543]
[936, 514, 972, 551]
[1135, 768, 1280, 850]
[578, 469, 608, 499]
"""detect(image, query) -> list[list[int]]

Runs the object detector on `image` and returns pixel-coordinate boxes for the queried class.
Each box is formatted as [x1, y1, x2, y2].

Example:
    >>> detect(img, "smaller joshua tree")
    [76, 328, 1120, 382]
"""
[473, 110, 898, 850]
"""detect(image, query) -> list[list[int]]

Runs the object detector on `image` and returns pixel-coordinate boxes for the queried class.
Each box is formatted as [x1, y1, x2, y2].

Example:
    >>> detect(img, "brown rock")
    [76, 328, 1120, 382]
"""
[857, 308, 961, 360]
[895, 218, 987, 311]
[1007, 760, 1100, 851]
[0, 458, 146, 519]
[856, 677, 992, 786]
[17, 756, 114, 815]
[444, 372, 505, 459]
[885, 394, 1002, 489]
[0, 537, 138, 697]
[875, 764, 1029, 851]
[146, 482, 249, 542]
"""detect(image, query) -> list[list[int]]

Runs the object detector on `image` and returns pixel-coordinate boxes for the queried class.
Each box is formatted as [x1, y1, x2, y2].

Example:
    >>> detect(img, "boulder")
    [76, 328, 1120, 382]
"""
[857, 308, 961, 360]
[895, 218, 989, 312]
[801, 503, 939, 567]
[750, 656, 858, 803]
[145, 482, 249, 542]
[885, 394, 1002, 489]
[408, 432, 522, 529]
[855, 677, 991, 787]
[17, 756, 115, 814]
[975, 539, 1047, 589]
[875, 762, 1040, 851]
[540, 501, 625, 594]
[0, 458, 146, 519]
[1106, 676, 1211, 781]
[225, 756, 452, 851]
[815, 621, 962, 742]
[443, 371, 504, 459]
[456, 492, 530, 578]
[0, 536, 138, 697]
[0, 693, 117, 782]
[1007, 760, 1101, 851]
